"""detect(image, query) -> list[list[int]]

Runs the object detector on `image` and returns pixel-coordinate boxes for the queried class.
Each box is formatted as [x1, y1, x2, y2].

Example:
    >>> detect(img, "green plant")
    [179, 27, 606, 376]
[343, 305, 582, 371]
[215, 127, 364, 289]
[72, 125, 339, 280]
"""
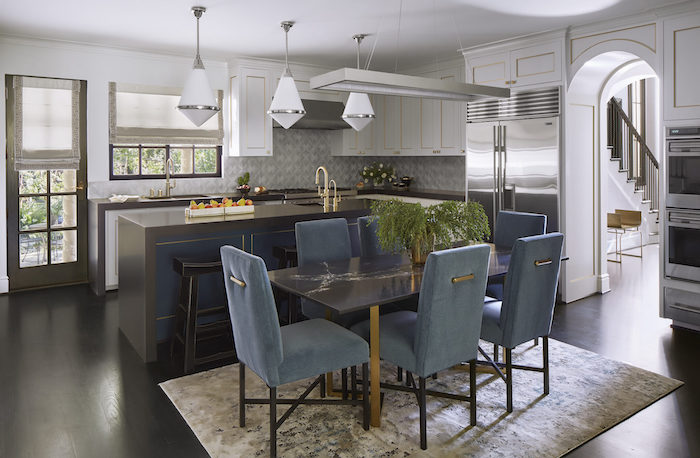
[237, 171, 250, 187]
[361, 162, 396, 185]
[369, 199, 490, 263]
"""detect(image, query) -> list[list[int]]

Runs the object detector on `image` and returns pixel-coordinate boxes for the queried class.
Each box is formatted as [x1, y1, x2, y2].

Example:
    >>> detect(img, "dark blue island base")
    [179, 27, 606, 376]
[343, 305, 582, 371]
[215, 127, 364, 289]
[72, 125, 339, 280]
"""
[118, 200, 372, 362]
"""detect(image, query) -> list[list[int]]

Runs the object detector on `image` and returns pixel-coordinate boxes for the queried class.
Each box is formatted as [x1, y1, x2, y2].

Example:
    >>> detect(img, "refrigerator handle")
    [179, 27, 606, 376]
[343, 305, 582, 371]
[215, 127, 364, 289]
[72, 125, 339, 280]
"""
[501, 126, 515, 211]
[493, 125, 499, 220]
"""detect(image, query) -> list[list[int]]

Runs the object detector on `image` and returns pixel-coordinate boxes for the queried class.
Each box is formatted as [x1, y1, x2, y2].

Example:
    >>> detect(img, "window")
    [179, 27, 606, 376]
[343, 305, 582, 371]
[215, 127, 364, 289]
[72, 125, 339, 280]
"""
[108, 82, 223, 180]
[110, 144, 221, 179]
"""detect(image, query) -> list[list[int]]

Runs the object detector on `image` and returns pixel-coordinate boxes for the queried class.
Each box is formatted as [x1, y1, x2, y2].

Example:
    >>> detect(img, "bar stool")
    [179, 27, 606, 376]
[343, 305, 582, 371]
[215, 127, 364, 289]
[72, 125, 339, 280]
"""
[170, 258, 237, 374]
[272, 245, 299, 324]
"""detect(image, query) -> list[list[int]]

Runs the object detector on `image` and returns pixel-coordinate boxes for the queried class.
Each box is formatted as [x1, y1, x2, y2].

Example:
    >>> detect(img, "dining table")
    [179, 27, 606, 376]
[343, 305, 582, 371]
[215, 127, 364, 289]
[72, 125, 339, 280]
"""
[267, 244, 512, 427]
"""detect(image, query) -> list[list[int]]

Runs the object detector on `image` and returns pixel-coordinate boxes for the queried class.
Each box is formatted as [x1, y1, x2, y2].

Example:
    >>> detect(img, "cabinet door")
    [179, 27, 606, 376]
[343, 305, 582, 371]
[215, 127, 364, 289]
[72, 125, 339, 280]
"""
[233, 68, 273, 156]
[379, 95, 401, 155]
[509, 41, 562, 88]
[399, 96, 421, 156]
[436, 71, 466, 155]
[664, 14, 700, 121]
[467, 52, 510, 88]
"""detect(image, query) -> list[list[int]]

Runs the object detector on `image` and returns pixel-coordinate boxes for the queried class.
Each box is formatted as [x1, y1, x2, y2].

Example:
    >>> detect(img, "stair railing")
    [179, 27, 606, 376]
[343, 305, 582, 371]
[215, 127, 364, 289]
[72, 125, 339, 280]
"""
[607, 98, 659, 212]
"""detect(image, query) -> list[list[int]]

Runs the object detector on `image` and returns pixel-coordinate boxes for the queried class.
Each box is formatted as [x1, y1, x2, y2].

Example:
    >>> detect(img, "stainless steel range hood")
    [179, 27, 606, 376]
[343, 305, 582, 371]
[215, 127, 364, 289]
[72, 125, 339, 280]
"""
[272, 99, 351, 129]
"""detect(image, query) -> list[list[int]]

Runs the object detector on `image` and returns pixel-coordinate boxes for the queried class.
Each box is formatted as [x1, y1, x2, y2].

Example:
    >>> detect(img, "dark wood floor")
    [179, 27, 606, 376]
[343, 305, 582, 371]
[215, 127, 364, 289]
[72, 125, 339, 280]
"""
[0, 245, 697, 457]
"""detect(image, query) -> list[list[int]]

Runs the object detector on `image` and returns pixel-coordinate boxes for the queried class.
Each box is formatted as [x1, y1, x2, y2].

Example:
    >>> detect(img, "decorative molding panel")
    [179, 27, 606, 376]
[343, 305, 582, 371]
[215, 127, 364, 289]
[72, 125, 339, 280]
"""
[570, 23, 657, 64]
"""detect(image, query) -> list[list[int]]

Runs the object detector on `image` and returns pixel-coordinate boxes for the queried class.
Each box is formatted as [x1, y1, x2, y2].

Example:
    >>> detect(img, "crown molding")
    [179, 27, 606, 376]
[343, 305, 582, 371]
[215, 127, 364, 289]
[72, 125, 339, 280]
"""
[0, 33, 228, 69]
[460, 29, 566, 56]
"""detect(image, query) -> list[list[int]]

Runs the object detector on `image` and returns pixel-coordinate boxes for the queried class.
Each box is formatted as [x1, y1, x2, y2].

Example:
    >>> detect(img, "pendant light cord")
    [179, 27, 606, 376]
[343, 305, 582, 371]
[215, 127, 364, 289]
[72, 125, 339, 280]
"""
[285, 28, 289, 70]
[192, 8, 204, 69]
[394, 0, 403, 73]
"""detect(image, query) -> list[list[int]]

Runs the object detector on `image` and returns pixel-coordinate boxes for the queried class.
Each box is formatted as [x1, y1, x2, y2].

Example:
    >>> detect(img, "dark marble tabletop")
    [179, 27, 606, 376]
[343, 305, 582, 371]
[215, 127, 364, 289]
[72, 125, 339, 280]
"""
[267, 248, 510, 315]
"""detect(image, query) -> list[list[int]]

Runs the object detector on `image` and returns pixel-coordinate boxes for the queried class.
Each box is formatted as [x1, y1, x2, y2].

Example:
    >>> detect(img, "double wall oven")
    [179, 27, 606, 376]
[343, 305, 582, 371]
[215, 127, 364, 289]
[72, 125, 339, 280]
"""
[664, 127, 700, 283]
[663, 127, 700, 329]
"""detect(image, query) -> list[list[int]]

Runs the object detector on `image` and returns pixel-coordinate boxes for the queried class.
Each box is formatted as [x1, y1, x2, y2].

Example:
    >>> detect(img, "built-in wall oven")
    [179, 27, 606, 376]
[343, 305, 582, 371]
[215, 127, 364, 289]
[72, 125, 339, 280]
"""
[667, 126, 700, 209]
[665, 209, 700, 282]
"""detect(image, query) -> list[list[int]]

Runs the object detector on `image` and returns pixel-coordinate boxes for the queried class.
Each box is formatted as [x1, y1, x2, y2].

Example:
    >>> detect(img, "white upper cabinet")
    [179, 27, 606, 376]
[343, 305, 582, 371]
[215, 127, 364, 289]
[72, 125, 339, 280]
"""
[229, 60, 342, 156]
[664, 13, 700, 121]
[230, 66, 273, 156]
[346, 64, 466, 157]
[466, 40, 562, 89]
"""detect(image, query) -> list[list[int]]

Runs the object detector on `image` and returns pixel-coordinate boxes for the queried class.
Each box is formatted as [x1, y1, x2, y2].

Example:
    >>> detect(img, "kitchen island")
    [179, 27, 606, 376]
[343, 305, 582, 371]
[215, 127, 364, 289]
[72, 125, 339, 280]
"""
[118, 199, 373, 362]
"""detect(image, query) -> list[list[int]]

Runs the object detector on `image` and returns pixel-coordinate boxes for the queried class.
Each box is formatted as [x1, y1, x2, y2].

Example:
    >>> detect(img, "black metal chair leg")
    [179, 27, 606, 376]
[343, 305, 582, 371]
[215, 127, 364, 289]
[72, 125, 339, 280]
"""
[493, 343, 499, 363]
[270, 386, 277, 458]
[351, 366, 357, 401]
[397, 367, 403, 382]
[342, 368, 348, 400]
[469, 359, 476, 426]
[419, 376, 427, 450]
[534, 337, 539, 346]
[506, 348, 513, 413]
[543, 336, 549, 395]
[362, 363, 369, 431]
[320, 374, 326, 398]
[432, 373, 437, 380]
[239, 362, 246, 427]
[406, 371, 412, 386]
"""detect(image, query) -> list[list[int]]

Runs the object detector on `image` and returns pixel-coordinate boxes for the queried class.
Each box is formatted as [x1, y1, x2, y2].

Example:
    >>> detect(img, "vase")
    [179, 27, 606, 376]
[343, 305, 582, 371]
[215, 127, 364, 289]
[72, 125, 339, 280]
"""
[409, 238, 432, 265]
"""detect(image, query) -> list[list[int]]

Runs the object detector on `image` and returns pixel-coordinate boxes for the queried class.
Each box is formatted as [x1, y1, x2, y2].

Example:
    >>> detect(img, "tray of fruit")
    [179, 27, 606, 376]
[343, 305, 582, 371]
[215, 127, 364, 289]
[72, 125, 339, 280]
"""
[185, 197, 254, 218]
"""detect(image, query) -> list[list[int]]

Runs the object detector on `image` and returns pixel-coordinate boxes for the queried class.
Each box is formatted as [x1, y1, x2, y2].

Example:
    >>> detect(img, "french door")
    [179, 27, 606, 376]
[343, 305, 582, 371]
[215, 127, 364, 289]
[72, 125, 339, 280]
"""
[5, 75, 88, 290]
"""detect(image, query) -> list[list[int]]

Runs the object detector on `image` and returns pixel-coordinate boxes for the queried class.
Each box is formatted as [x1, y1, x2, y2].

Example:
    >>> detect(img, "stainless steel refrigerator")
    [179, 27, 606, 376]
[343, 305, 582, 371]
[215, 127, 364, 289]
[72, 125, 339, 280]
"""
[466, 116, 559, 238]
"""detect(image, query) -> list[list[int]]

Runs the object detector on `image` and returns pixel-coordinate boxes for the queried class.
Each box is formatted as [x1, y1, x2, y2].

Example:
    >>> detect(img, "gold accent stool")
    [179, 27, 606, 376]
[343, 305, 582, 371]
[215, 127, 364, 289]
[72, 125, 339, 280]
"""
[607, 209, 643, 263]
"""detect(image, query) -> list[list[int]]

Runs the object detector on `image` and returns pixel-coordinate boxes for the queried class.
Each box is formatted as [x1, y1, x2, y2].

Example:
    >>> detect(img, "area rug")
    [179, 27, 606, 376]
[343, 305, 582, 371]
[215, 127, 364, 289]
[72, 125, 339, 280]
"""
[160, 339, 682, 457]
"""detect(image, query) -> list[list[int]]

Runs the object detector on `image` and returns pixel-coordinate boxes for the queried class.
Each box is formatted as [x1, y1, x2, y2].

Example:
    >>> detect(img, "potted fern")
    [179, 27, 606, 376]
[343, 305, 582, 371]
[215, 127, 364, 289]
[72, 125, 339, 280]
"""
[369, 199, 490, 264]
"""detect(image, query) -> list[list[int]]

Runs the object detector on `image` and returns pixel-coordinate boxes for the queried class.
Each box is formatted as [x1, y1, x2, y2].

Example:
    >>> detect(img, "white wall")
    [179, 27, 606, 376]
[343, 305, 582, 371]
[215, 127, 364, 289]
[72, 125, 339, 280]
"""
[0, 36, 229, 293]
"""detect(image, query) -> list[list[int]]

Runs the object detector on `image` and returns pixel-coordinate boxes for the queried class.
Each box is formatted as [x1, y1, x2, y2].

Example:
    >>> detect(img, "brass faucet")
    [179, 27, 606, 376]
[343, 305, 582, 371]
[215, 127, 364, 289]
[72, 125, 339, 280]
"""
[165, 157, 176, 197]
[329, 179, 341, 211]
[315, 166, 330, 212]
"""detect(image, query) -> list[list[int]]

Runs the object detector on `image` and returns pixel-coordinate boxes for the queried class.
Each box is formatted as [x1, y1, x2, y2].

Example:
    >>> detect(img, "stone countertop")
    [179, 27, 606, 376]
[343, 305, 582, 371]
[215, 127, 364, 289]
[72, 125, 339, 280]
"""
[118, 199, 374, 231]
[356, 187, 465, 201]
[89, 192, 285, 210]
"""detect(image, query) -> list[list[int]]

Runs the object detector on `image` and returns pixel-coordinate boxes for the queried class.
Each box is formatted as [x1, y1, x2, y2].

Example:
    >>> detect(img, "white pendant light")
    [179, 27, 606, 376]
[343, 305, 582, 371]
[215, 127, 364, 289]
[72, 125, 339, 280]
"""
[342, 34, 375, 131]
[178, 6, 220, 127]
[268, 21, 305, 129]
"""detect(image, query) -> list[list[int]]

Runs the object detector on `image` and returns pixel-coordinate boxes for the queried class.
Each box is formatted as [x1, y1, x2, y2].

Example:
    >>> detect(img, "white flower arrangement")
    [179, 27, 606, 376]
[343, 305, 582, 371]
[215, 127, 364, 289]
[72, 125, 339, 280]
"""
[361, 162, 395, 185]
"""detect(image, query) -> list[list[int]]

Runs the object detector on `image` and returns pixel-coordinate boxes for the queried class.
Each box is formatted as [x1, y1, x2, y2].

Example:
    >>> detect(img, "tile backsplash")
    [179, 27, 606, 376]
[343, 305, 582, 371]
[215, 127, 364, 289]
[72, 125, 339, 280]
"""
[89, 129, 465, 198]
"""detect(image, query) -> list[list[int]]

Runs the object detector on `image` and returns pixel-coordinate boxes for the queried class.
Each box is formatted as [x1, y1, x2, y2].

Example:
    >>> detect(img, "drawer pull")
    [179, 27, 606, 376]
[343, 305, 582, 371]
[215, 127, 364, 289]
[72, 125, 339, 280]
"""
[669, 303, 699, 314]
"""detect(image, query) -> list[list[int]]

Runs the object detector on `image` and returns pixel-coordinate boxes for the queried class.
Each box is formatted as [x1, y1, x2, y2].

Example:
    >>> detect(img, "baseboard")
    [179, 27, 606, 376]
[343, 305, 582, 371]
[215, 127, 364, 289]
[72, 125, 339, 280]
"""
[0, 276, 8, 294]
[562, 275, 598, 303]
[597, 273, 611, 294]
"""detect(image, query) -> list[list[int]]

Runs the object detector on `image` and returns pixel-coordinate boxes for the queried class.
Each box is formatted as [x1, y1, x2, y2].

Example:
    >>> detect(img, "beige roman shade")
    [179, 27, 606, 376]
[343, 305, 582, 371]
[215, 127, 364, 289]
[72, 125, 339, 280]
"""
[109, 82, 223, 145]
[13, 76, 81, 170]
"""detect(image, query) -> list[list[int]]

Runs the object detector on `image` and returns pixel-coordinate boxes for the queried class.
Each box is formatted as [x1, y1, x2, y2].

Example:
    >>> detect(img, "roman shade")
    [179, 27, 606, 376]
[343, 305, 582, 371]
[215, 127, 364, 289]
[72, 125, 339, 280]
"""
[13, 76, 81, 170]
[109, 82, 223, 145]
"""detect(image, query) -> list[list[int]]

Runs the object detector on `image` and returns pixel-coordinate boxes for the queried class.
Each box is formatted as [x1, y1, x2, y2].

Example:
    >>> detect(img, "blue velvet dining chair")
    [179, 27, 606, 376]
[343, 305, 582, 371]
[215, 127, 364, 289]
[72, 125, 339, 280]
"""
[220, 245, 369, 457]
[486, 211, 547, 301]
[350, 244, 491, 450]
[295, 218, 368, 327]
[478, 232, 564, 413]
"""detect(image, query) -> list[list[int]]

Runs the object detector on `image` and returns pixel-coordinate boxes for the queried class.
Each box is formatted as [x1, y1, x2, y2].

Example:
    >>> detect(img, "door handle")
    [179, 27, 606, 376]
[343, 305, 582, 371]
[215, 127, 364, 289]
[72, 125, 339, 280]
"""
[76, 183, 85, 191]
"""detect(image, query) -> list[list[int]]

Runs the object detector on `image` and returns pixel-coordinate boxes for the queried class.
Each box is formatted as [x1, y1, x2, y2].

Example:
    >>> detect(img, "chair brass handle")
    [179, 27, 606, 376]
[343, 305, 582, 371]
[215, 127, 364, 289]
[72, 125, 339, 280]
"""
[534, 259, 552, 267]
[452, 273, 474, 283]
[229, 275, 246, 287]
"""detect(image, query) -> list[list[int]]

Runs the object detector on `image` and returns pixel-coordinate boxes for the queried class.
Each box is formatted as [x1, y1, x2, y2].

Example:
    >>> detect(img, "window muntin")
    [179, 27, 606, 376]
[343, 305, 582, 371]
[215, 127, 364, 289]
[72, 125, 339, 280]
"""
[109, 144, 221, 179]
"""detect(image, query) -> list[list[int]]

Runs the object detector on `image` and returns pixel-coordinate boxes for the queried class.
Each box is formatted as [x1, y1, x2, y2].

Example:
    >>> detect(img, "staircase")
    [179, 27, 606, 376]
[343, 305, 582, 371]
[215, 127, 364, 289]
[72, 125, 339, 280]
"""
[606, 97, 660, 246]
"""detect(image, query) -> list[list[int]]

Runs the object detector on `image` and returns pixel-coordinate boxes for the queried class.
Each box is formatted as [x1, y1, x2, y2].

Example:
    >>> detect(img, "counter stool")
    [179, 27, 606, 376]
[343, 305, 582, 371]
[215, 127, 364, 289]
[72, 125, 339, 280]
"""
[170, 258, 237, 374]
[272, 245, 299, 324]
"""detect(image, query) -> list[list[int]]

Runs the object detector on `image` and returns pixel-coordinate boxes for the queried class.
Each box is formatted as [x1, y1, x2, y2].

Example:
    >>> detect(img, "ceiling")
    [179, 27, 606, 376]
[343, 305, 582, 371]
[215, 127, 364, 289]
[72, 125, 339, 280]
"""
[0, 0, 690, 71]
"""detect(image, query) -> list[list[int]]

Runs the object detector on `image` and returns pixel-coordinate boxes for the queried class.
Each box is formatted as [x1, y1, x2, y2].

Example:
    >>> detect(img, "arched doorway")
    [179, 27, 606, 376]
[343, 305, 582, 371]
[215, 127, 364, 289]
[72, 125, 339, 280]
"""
[561, 50, 660, 302]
